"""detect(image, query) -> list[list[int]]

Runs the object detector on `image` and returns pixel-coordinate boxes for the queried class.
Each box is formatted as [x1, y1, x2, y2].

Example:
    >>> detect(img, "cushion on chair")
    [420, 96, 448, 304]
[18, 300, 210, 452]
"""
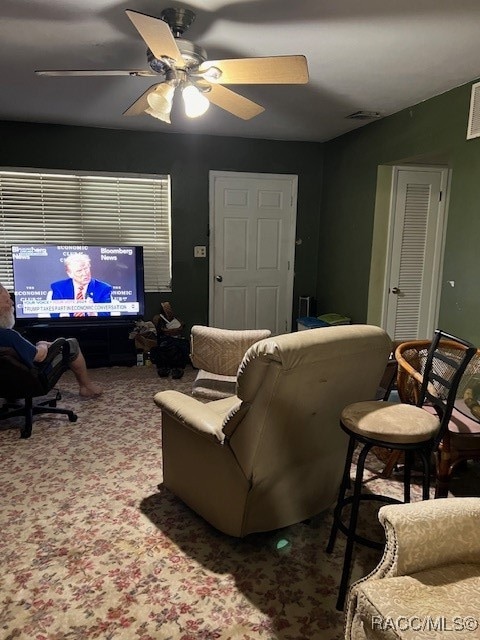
[423, 404, 480, 452]
[341, 400, 440, 444]
[449, 403, 480, 435]
[191, 369, 237, 400]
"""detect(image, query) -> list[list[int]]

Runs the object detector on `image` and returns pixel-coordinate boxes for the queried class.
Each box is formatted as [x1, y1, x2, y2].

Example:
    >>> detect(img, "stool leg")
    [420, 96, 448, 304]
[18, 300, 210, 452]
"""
[403, 450, 412, 503]
[419, 448, 431, 500]
[336, 442, 371, 611]
[434, 447, 450, 498]
[326, 436, 356, 553]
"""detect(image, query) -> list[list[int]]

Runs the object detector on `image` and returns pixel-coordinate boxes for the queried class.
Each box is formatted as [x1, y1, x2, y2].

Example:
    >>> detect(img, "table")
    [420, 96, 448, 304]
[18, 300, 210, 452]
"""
[455, 375, 480, 423]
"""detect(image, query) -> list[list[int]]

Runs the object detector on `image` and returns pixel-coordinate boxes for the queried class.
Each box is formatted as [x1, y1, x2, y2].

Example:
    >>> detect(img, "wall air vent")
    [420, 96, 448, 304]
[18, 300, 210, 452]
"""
[466, 81, 480, 139]
[346, 110, 381, 120]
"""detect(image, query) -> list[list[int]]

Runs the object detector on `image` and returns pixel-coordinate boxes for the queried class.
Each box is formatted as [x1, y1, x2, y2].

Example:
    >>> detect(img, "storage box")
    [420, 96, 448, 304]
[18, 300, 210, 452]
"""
[297, 317, 331, 331]
[317, 313, 351, 326]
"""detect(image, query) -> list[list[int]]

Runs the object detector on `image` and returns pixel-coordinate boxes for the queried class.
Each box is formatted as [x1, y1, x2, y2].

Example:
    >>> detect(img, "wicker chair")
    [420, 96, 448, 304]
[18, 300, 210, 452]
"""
[396, 338, 480, 497]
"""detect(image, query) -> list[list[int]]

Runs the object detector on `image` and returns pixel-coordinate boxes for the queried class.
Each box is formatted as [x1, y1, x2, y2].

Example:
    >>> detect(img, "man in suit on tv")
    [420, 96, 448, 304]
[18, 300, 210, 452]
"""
[50, 253, 112, 317]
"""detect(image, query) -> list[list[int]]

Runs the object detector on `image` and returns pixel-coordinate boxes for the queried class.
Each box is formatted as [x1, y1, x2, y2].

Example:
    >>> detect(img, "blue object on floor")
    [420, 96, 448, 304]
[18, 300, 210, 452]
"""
[297, 317, 331, 330]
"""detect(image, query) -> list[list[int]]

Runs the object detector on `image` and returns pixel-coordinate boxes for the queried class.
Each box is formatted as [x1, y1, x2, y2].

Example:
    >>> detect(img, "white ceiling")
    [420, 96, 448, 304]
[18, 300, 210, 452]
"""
[2, 0, 480, 143]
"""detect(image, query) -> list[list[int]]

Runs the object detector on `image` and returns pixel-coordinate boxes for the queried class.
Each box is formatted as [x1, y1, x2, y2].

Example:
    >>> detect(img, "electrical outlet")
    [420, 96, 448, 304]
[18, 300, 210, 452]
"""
[194, 245, 207, 258]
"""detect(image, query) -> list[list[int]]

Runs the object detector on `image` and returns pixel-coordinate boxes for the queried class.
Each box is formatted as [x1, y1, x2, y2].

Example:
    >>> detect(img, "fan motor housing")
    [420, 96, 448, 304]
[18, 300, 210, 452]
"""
[161, 7, 196, 38]
[177, 39, 207, 68]
[147, 39, 207, 73]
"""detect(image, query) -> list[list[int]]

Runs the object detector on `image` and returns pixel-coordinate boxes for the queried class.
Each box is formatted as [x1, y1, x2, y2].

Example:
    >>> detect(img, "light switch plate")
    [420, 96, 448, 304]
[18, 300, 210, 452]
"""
[194, 245, 207, 258]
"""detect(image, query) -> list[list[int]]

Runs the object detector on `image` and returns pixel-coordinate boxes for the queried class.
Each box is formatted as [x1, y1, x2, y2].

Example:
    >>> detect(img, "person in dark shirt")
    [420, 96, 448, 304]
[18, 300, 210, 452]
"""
[0, 283, 102, 398]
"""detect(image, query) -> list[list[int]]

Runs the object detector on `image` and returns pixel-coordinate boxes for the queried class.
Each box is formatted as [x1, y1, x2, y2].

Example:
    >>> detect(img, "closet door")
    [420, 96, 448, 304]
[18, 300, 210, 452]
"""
[385, 166, 448, 341]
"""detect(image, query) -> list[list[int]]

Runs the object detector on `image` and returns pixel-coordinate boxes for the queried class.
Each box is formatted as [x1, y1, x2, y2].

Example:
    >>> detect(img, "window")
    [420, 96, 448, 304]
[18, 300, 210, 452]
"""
[0, 168, 171, 292]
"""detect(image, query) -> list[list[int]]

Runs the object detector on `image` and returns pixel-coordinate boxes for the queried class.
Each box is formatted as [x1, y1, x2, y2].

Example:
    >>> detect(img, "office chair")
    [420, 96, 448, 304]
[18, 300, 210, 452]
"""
[0, 338, 78, 438]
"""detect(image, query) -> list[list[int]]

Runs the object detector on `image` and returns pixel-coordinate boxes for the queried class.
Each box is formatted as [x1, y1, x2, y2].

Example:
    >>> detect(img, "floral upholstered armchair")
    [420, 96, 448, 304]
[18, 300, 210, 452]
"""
[345, 498, 480, 639]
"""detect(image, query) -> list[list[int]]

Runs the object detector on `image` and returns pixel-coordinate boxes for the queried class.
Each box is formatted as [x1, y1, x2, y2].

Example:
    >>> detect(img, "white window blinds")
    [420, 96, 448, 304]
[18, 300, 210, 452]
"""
[0, 169, 171, 292]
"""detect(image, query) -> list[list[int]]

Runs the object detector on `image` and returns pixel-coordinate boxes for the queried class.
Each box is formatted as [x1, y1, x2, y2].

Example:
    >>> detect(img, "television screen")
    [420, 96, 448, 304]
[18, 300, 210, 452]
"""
[12, 244, 145, 323]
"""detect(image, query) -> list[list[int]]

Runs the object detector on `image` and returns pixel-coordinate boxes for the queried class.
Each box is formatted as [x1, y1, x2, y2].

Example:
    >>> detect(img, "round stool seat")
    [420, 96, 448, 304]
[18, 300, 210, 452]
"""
[341, 400, 440, 444]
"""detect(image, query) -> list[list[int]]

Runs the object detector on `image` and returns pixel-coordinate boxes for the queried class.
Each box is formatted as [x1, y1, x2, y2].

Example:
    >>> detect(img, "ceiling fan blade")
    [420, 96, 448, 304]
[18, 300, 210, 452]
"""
[205, 84, 265, 120]
[123, 84, 163, 116]
[35, 69, 156, 77]
[199, 55, 308, 85]
[125, 10, 183, 66]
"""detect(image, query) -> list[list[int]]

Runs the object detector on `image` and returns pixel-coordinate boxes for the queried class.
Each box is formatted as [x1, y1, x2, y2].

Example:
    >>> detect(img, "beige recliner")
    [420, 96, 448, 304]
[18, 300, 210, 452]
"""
[154, 325, 392, 537]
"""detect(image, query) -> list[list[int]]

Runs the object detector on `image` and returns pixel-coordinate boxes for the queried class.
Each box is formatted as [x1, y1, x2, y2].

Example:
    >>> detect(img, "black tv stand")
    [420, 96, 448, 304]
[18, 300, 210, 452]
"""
[22, 321, 137, 368]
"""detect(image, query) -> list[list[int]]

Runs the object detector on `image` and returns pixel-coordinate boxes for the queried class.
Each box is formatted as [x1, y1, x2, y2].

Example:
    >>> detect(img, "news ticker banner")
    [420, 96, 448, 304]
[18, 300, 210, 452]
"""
[22, 301, 140, 314]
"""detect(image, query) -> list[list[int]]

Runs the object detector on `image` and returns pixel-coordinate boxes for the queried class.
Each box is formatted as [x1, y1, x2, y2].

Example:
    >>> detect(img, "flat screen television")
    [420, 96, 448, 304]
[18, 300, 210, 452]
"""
[12, 244, 145, 326]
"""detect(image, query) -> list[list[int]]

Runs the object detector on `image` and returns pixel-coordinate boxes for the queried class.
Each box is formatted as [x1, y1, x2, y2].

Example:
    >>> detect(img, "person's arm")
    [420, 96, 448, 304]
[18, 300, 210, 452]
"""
[103, 283, 112, 303]
[88, 281, 113, 316]
[90, 280, 112, 303]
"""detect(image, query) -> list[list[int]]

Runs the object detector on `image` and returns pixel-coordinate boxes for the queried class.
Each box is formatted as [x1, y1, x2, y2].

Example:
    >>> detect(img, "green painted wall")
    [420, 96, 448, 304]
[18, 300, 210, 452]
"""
[0, 121, 324, 331]
[319, 79, 480, 344]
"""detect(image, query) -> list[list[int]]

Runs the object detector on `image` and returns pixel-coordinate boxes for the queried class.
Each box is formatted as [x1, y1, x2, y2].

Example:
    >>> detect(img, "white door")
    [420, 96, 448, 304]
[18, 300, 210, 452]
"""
[209, 171, 297, 334]
[384, 166, 449, 341]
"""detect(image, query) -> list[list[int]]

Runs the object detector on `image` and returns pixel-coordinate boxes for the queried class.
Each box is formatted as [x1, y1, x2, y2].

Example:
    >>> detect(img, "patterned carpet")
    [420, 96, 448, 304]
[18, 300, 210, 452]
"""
[1, 365, 479, 640]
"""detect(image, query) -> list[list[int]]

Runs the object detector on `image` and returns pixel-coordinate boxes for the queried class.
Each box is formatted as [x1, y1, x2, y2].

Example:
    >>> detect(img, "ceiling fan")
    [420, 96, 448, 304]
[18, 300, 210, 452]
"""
[35, 7, 309, 124]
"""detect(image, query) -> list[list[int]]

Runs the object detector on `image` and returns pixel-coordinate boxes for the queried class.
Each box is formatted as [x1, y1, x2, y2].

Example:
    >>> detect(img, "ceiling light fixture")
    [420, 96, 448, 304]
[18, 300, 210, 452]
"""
[194, 66, 222, 83]
[145, 83, 176, 123]
[182, 84, 210, 118]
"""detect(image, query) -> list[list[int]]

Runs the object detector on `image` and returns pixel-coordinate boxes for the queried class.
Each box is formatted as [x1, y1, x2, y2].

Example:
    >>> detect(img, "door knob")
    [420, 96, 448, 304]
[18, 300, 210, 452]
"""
[215, 275, 223, 282]
[391, 287, 400, 294]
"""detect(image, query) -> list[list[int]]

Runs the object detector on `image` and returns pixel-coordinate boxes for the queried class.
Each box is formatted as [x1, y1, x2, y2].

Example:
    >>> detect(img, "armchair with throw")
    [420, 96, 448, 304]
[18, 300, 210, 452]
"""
[189, 325, 271, 400]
